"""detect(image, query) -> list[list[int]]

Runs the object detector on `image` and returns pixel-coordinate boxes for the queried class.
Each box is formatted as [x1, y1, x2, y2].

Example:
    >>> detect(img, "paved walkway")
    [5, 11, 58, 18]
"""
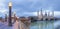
[0, 20, 30, 29]
[0, 21, 28, 29]
[0, 22, 12, 29]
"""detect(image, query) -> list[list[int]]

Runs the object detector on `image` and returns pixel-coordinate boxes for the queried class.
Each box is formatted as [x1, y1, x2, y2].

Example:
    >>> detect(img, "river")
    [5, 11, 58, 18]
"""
[30, 20, 60, 29]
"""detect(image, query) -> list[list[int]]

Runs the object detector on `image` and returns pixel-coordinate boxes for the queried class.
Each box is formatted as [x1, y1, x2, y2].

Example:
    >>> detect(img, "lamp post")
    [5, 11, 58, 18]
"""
[13, 12, 16, 22]
[13, 12, 16, 18]
[5, 14, 7, 22]
[8, 2, 12, 26]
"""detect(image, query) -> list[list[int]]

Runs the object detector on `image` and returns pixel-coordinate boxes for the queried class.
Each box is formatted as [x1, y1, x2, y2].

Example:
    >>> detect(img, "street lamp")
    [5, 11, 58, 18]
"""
[13, 12, 16, 23]
[5, 13, 7, 22]
[8, 2, 12, 26]
[9, 2, 12, 7]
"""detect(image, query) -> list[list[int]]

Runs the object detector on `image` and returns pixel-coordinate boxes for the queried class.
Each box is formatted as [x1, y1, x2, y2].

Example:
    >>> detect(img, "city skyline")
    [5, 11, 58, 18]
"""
[0, 0, 60, 17]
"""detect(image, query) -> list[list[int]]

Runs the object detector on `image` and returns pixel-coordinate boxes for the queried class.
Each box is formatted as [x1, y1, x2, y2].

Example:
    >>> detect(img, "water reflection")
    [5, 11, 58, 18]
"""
[30, 20, 60, 29]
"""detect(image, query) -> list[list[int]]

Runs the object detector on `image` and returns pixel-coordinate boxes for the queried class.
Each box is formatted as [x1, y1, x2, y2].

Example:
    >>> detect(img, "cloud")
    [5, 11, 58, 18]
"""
[0, 9, 8, 14]
[54, 11, 60, 16]
[11, 0, 59, 14]
[0, 0, 8, 17]
[0, 0, 60, 17]
[0, 0, 6, 8]
[0, 0, 7, 13]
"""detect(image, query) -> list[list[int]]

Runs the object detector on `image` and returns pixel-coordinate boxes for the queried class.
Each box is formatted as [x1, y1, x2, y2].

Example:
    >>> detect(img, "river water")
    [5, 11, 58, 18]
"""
[30, 20, 60, 29]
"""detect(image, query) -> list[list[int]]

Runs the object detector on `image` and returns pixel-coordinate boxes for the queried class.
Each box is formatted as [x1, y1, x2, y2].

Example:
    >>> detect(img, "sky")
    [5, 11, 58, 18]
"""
[0, 0, 60, 17]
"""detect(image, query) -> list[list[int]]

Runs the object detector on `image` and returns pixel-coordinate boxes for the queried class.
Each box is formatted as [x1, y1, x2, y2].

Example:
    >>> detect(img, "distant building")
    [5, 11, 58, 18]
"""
[37, 9, 43, 20]
[37, 9, 54, 21]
